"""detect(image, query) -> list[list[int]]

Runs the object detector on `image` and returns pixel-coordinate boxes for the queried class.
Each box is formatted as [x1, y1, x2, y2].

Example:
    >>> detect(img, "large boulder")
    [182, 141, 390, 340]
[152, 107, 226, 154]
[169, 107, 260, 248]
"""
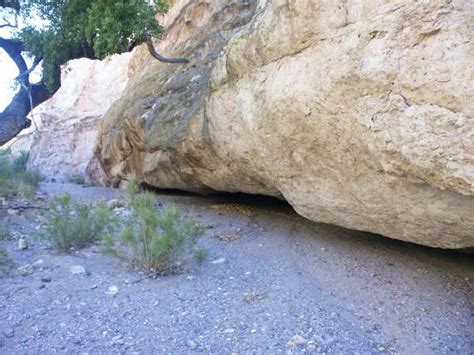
[95, 0, 474, 249]
[27, 53, 133, 182]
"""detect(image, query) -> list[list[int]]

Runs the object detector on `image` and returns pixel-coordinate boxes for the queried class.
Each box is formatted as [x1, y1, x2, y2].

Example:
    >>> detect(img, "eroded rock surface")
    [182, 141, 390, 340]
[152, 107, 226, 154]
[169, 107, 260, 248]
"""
[27, 53, 133, 182]
[96, 0, 474, 249]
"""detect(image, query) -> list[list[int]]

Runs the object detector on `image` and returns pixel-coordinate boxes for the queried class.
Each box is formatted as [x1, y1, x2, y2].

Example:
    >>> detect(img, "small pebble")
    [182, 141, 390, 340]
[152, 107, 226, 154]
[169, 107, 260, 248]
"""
[70, 265, 86, 275]
[18, 238, 28, 250]
[7, 209, 18, 215]
[186, 340, 197, 349]
[307, 342, 317, 351]
[106, 285, 119, 296]
[17, 264, 34, 276]
[287, 335, 306, 347]
[107, 199, 126, 209]
[211, 258, 226, 264]
[32, 259, 44, 267]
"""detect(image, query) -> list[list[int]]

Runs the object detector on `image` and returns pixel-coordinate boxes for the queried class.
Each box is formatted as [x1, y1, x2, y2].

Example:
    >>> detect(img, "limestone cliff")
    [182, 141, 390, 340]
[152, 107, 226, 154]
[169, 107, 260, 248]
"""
[93, 0, 473, 249]
[26, 54, 133, 182]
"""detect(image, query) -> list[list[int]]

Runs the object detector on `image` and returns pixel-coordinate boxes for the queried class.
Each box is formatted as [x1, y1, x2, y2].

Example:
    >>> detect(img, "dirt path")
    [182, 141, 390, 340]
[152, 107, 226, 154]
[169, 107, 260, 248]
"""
[1, 183, 473, 353]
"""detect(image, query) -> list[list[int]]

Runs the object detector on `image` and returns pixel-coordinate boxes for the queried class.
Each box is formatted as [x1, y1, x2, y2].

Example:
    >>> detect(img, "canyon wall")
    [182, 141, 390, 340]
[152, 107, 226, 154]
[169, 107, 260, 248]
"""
[26, 53, 133, 182]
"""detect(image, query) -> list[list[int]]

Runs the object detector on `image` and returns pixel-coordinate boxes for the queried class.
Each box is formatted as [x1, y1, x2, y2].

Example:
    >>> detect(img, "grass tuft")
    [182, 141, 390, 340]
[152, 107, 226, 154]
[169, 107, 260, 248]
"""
[0, 247, 11, 276]
[0, 219, 10, 240]
[104, 189, 204, 274]
[0, 149, 42, 199]
[39, 193, 116, 253]
[194, 248, 208, 264]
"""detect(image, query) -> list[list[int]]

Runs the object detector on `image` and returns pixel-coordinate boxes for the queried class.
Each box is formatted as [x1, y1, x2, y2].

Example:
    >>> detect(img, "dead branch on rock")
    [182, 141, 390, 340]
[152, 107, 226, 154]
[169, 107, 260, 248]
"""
[144, 32, 189, 64]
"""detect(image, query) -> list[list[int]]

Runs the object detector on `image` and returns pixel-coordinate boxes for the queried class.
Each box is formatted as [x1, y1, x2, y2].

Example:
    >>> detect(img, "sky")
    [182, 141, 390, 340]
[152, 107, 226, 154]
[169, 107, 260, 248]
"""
[0, 10, 20, 112]
[0, 9, 44, 112]
[0, 49, 19, 111]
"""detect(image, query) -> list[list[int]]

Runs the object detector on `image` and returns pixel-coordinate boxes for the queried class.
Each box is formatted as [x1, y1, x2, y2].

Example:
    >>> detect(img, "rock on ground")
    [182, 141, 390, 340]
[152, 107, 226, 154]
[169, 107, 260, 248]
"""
[94, 0, 474, 248]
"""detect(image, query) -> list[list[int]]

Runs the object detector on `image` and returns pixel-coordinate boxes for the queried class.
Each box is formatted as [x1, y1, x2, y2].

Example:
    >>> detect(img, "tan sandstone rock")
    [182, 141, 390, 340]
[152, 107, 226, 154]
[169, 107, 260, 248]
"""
[26, 52, 133, 182]
[95, 0, 474, 249]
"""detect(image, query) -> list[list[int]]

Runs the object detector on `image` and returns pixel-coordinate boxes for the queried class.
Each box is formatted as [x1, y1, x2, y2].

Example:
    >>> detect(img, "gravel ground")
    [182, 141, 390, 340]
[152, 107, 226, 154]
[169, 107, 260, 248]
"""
[0, 182, 473, 354]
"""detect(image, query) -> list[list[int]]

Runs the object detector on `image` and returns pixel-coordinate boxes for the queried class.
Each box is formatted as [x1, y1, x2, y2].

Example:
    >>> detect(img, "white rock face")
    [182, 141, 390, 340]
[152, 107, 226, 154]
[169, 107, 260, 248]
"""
[27, 53, 133, 181]
[5, 125, 36, 156]
[96, 0, 474, 248]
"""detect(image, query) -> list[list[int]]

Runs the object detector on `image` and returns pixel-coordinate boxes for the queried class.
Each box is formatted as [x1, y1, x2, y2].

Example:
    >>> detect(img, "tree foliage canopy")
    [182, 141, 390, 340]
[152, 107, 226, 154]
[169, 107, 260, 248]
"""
[20, 0, 169, 92]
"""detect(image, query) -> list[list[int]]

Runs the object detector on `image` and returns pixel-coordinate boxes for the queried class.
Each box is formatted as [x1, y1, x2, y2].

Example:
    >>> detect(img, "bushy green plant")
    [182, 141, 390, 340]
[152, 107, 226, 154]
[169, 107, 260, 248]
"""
[0, 247, 11, 276]
[39, 193, 116, 253]
[104, 191, 204, 274]
[21, 0, 169, 92]
[194, 248, 208, 264]
[12, 151, 29, 169]
[0, 149, 42, 199]
[0, 219, 10, 240]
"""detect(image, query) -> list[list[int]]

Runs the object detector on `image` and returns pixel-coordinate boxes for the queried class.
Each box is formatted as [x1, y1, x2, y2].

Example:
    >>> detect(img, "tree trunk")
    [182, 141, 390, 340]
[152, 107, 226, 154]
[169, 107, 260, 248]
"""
[0, 82, 49, 146]
[0, 36, 50, 146]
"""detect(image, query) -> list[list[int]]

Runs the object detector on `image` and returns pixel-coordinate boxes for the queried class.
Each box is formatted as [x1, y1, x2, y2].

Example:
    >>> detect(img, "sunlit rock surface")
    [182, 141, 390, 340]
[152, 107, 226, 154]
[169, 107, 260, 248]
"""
[95, 0, 473, 248]
[27, 53, 133, 182]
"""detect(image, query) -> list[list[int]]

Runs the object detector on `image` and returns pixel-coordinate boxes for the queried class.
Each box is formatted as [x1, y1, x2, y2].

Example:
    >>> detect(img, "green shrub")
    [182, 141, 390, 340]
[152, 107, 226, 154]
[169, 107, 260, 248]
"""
[126, 178, 142, 195]
[0, 247, 11, 276]
[21, 0, 168, 92]
[0, 219, 10, 240]
[0, 149, 42, 199]
[104, 191, 204, 274]
[194, 248, 208, 264]
[39, 193, 116, 253]
[12, 151, 29, 169]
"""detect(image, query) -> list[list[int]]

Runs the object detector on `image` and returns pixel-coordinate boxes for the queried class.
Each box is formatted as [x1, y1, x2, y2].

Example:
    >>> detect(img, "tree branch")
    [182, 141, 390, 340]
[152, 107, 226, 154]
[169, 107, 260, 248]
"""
[0, 12, 17, 28]
[0, 21, 15, 28]
[0, 81, 49, 146]
[144, 32, 189, 64]
[0, 1, 20, 11]
[16, 55, 42, 82]
[0, 35, 50, 145]
[0, 37, 27, 81]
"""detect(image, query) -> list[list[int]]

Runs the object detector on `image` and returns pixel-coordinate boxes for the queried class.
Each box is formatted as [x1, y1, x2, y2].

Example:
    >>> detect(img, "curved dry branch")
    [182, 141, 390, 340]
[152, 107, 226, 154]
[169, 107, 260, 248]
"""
[144, 33, 189, 64]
